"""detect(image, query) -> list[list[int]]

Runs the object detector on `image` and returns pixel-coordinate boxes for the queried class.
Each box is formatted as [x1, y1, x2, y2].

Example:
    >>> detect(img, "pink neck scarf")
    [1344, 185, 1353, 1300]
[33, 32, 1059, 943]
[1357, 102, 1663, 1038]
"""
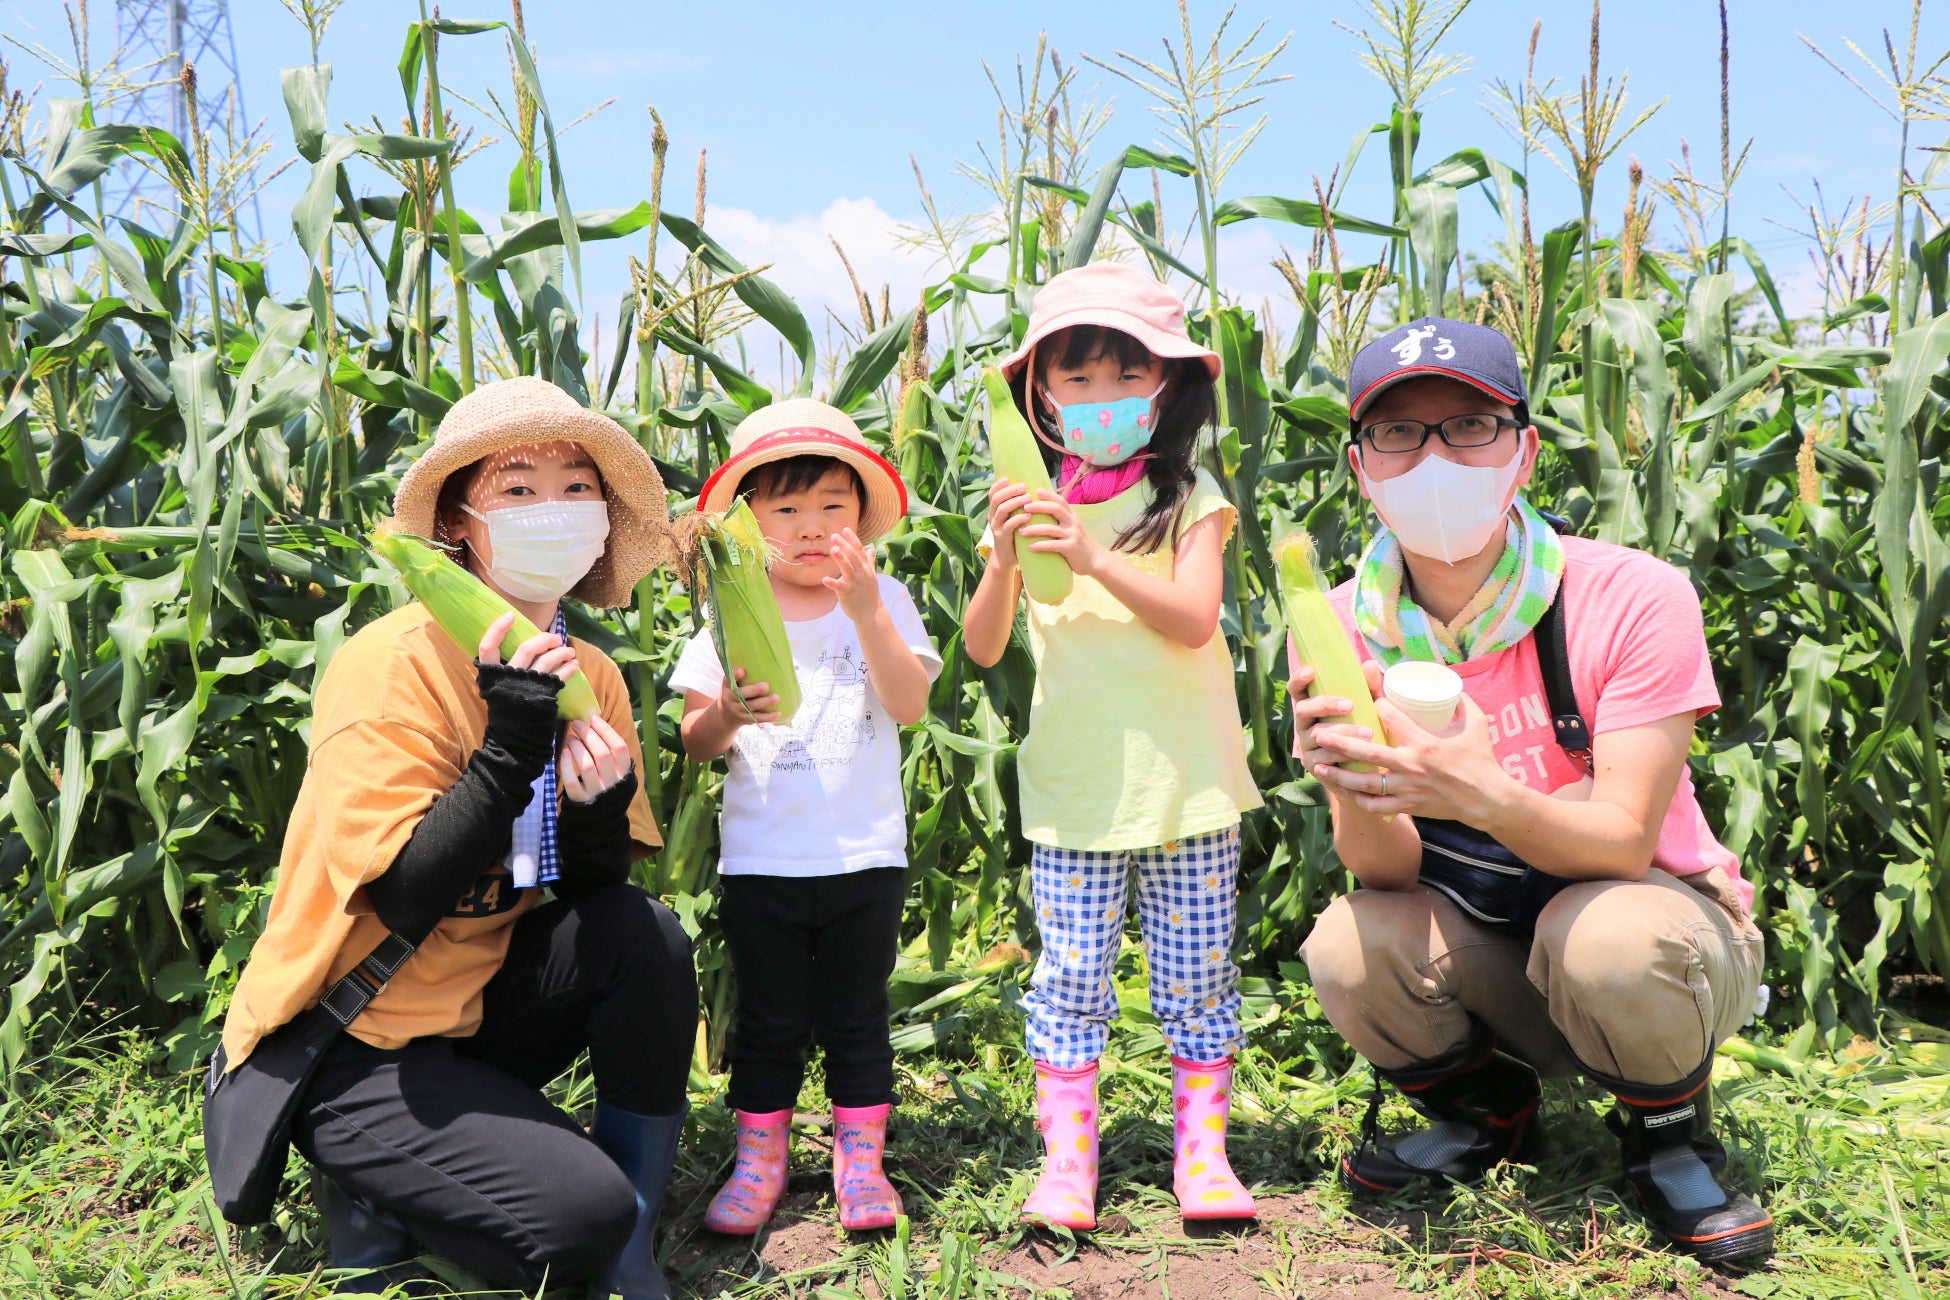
[1060, 454, 1149, 505]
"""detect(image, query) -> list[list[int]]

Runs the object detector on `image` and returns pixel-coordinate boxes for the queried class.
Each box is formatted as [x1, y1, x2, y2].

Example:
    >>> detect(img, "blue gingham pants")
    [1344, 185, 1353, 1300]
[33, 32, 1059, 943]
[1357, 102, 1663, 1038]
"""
[1022, 826, 1245, 1067]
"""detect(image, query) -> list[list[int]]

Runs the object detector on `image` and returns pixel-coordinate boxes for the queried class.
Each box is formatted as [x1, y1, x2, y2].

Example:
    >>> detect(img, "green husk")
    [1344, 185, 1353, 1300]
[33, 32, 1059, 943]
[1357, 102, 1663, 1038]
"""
[372, 529, 601, 720]
[1276, 530, 1384, 773]
[981, 366, 1074, 605]
[692, 500, 801, 724]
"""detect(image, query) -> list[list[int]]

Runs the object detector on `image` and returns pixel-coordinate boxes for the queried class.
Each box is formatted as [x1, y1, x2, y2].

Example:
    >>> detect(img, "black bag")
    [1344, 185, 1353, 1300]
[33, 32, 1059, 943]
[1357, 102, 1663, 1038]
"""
[1411, 587, 1595, 936]
[203, 930, 418, 1225]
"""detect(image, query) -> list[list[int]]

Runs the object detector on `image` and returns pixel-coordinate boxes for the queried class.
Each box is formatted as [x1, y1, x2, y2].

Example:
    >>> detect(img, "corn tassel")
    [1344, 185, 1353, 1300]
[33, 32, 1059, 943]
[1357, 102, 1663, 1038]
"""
[372, 529, 601, 720]
[692, 500, 801, 723]
[981, 366, 1073, 605]
[1277, 530, 1383, 773]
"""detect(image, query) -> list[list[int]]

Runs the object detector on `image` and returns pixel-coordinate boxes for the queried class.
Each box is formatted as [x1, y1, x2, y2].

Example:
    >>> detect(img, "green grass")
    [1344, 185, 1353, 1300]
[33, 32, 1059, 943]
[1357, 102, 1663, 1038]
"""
[5, 995, 1947, 1300]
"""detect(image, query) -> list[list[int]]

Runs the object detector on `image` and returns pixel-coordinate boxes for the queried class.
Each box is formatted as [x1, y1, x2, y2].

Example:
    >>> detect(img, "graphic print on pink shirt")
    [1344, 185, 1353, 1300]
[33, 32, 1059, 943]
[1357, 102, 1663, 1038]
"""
[1296, 535, 1753, 915]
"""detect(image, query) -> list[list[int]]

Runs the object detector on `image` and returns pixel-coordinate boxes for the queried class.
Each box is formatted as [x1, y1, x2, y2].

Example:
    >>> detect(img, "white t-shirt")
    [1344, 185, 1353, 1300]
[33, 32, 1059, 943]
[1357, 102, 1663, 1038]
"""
[669, 574, 943, 877]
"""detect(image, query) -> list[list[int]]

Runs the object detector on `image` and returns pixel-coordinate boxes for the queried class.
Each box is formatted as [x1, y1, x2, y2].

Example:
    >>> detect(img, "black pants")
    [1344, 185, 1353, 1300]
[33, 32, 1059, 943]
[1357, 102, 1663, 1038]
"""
[719, 867, 905, 1113]
[292, 884, 698, 1292]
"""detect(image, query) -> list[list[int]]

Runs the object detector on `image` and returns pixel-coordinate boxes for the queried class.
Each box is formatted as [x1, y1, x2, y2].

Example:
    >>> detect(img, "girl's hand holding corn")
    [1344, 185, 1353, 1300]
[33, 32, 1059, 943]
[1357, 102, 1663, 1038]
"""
[824, 528, 885, 623]
[1018, 491, 1106, 578]
[986, 477, 1032, 574]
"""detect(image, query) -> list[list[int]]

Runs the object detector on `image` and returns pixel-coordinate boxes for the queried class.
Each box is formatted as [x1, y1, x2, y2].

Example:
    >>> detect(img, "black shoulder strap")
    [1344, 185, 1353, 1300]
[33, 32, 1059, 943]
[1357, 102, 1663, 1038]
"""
[1534, 584, 1592, 770]
[315, 930, 418, 1027]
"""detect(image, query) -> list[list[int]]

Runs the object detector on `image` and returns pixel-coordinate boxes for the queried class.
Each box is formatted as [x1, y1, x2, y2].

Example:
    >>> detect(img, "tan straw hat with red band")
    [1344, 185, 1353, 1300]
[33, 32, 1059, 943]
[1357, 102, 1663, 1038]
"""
[388, 375, 673, 607]
[698, 398, 909, 542]
[999, 261, 1221, 383]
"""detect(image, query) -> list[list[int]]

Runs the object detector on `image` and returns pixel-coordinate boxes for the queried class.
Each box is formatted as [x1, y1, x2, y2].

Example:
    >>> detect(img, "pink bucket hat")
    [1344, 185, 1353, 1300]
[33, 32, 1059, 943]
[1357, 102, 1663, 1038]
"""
[999, 262, 1222, 383]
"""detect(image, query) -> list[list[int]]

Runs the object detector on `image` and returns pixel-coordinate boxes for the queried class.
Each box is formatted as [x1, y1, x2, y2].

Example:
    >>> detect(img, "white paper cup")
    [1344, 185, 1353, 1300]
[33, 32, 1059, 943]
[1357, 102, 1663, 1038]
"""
[1383, 661, 1465, 734]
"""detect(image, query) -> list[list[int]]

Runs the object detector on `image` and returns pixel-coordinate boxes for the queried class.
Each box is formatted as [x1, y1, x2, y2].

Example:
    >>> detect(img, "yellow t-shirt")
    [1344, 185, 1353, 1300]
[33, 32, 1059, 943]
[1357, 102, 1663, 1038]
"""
[221, 602, 661, 1067]
[994, 468, 1262, 850]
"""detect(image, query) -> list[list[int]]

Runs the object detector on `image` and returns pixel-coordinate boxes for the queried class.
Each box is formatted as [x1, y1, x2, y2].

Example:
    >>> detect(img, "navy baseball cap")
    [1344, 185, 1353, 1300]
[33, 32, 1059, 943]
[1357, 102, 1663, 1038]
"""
[1347, 317, 1529, 427]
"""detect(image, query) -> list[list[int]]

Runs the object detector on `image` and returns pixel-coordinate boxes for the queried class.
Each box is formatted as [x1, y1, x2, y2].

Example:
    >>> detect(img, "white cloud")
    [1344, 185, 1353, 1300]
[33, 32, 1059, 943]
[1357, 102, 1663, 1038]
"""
[702, 196, 945, 382]
[608, 197, 1376, 391]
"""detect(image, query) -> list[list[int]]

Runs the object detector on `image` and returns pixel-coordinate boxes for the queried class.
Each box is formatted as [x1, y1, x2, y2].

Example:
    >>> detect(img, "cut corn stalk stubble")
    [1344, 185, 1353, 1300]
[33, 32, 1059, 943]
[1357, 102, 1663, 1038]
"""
[372, 529, 602, 720]
[1277, 530, 1383, 774]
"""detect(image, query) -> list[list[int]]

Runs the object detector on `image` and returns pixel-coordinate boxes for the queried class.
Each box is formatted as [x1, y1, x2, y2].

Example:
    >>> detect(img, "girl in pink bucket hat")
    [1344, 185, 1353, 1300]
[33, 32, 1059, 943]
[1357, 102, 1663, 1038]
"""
[963, 262, 1263, 1229]
[671, 399, 942, 1236]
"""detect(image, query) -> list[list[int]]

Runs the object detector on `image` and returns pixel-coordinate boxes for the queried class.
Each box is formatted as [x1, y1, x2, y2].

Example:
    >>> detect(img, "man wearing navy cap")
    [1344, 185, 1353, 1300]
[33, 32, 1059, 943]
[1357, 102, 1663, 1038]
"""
[1289, 317, 1775, 1266]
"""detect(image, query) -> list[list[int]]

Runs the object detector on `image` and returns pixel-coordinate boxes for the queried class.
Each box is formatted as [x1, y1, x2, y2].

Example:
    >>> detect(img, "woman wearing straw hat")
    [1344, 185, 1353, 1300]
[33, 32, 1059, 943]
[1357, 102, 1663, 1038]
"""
[219, 377, 696, 1297]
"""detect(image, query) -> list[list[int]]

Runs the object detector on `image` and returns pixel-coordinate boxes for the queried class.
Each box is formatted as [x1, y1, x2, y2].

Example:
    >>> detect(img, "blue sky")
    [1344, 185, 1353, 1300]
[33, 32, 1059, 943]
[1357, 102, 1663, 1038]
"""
[8, 0, 1945, 374]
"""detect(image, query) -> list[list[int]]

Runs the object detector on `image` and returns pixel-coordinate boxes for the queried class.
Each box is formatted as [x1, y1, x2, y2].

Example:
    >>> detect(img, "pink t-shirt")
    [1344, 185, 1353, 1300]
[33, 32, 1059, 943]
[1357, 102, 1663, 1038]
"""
[1296, 536, 1752, 915]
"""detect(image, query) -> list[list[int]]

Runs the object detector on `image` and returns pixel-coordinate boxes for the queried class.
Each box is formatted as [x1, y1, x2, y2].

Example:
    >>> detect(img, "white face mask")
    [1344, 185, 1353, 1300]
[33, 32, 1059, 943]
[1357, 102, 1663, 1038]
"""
[1358, 435, 1528, 563]
[461, 499, 610, 603]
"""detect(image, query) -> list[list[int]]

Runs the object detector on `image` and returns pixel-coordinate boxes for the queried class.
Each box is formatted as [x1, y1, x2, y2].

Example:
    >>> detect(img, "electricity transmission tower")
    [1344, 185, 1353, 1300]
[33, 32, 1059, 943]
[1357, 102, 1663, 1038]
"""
[111, 0, 260, 240]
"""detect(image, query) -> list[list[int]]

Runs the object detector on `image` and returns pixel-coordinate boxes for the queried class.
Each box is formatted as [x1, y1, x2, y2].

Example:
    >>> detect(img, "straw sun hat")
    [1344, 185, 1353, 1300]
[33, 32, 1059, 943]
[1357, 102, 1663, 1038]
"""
[697, 398, 908, 542]
[389, 376, 673, 607]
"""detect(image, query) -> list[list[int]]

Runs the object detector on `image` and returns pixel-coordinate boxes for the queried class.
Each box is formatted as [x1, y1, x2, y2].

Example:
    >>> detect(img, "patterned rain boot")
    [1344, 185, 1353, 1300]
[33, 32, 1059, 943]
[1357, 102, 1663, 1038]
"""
[1594, 1062, 1775, 1267]
[1171, 1056, 1257, 1220]
[831, 1103, 903, 1231]
[703, 1108, 793, 1235]
[1020, 1060, 1100, 1231]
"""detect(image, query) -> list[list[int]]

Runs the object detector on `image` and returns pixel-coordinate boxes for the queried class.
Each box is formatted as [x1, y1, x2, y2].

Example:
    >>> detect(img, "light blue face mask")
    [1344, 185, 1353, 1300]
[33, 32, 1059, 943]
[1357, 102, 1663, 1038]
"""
[1044, 380, 1166, 467]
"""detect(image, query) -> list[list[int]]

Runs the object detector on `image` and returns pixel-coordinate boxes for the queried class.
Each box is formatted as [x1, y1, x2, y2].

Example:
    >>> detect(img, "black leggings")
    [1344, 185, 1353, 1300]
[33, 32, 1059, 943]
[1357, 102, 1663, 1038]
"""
[292, 883, 697, 1292]
[719, 867, 906, 1113]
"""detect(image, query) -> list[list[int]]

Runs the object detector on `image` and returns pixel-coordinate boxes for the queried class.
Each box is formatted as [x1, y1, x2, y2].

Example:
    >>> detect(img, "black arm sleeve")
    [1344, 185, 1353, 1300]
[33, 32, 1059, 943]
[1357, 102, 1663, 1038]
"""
[550, 768, 640, 898]
[364, 663, 563, 941]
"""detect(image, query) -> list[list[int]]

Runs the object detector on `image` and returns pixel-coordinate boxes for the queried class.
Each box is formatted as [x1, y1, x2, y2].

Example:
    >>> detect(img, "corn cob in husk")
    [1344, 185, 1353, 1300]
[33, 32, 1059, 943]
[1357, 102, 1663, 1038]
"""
[981, 366, 1074, 605]
[1277, 530, 1384, 772]
[682, 500, 801, 724]
[372, 529, 601, 720]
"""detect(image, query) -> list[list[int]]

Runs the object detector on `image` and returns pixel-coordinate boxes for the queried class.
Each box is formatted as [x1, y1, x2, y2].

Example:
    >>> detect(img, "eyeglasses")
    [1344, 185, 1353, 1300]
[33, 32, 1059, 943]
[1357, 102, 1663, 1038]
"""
[1356, 414, 1523, 454]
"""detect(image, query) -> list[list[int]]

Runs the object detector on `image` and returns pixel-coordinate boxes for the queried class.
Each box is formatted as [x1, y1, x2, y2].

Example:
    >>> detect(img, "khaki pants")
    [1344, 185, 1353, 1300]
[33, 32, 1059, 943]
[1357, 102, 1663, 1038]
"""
[1301, 868, 1763, 1086]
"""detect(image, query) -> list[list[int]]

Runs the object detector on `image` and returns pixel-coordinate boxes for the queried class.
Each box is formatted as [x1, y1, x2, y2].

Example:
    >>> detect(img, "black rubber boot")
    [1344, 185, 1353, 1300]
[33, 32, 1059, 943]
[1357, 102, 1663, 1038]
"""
[1592, 1060, 1774, 1267]
[589, 1101, 687, 1300]
[1340, 1018, 1543, 1196]
[314, 1174, 433, 1295]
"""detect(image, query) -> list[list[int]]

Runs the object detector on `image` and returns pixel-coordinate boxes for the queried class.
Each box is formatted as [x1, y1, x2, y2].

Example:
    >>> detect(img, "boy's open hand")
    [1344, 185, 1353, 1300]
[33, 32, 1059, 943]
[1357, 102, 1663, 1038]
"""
[824, 527, 885, 623]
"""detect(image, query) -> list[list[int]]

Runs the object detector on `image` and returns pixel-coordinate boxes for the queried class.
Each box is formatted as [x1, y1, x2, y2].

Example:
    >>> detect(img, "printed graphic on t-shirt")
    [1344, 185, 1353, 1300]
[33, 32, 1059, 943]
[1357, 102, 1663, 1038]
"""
[1480, 688, 1559, 785]
[666, 575, 944, 876]
[449, 866, 522, 918]
[731, 644, 878, 776]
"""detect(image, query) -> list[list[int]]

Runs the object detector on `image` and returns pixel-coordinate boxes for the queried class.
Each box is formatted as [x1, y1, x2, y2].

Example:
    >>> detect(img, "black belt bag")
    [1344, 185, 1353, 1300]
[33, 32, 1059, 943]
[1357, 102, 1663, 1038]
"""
[202, 930, 418, 1225]
[1409, 583, 1593, 937]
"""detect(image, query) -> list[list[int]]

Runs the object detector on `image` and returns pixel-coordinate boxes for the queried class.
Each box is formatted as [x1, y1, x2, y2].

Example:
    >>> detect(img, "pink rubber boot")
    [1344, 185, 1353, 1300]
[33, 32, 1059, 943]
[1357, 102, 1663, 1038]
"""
[832, 1103, 903, 1231]
[1172, 1055, 1257, 1219]
[703, 1108, 793, 1235]
[1020, 1061, 1100, 1230]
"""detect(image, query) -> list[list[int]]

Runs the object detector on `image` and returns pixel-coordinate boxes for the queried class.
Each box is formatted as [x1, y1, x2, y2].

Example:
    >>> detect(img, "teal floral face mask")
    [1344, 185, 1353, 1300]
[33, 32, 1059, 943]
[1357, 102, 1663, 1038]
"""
[1045, 381, 1166, 467]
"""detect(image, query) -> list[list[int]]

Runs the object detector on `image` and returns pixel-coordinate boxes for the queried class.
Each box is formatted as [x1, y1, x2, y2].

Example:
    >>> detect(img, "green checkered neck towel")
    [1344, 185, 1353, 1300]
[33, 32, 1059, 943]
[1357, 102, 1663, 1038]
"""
[1353, 497, 1566, 667]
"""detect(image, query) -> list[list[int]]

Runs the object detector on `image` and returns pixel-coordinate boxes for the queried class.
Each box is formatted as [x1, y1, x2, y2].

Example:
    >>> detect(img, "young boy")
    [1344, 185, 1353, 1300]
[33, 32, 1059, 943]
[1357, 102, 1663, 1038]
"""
[671, 399, 941, 1234]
